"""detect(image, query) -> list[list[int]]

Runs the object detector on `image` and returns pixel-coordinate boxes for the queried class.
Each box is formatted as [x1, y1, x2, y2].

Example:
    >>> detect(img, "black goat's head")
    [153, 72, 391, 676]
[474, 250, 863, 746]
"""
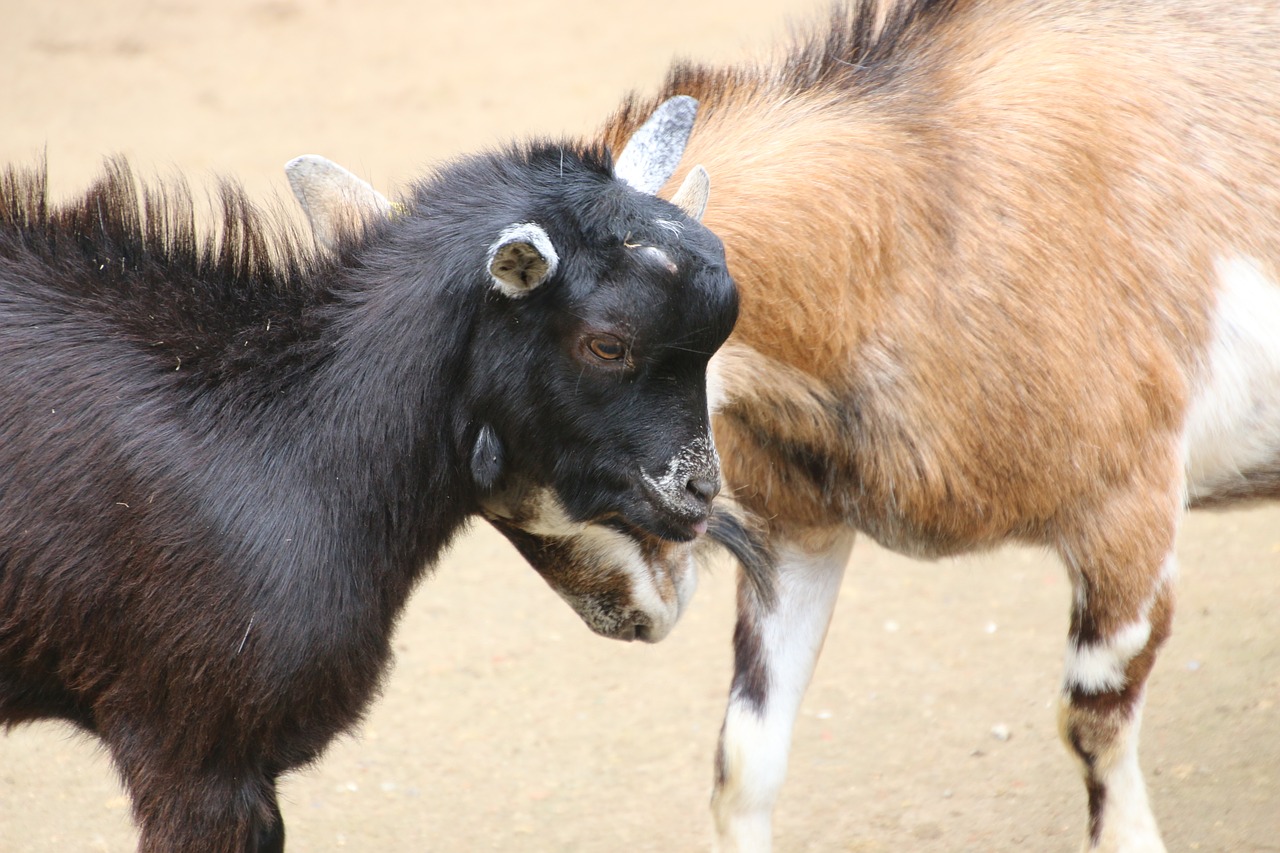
[288, 98, 735, 642]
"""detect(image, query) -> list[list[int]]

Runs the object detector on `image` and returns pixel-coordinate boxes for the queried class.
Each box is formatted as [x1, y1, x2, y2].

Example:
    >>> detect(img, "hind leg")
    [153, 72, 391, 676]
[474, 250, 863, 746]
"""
[711, 530, 854, 853]
[1056, 487, 1180, 852]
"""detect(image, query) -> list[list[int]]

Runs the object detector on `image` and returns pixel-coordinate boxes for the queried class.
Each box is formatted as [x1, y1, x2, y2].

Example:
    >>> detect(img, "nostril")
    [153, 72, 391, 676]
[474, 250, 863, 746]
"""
[686, 475, 720, 506]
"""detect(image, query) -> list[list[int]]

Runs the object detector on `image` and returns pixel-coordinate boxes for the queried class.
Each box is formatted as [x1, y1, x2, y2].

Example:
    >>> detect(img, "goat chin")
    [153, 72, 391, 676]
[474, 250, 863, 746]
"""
[483, 489, 702, 644]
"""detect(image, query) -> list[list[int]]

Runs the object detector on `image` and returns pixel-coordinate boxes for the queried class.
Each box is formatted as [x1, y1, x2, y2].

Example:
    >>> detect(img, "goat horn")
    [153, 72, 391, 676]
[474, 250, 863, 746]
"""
[614, 95, 699, 195]
[670, 165, 710, 221]
[285, 155, 392, 250]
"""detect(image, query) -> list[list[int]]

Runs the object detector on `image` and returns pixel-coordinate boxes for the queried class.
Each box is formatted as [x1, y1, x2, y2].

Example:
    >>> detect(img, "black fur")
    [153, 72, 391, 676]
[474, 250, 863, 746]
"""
[706, 503, 776, 610]
[0, 145, 736, 850]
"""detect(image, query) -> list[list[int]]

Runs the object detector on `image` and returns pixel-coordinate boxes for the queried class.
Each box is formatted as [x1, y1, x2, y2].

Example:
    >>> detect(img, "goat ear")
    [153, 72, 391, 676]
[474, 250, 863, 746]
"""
[670, 165, 710, 221]
[614, 95, 699, 195]
[470, 424, 505, 492]
[487, 223, 559, 297]
[285, 155, 392, 250]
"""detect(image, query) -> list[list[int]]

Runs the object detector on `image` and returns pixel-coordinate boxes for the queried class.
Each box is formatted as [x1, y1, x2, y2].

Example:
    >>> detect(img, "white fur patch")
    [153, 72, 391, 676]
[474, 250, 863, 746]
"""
[640, 434, 718, 513]
[498, 487, 695, 641]
[655, 218, 684, 236]
[713, 534, 854, 851]
[1084, 695, 1166, 853]
[1064, 618, 1153, 694]
[706, 350, 728, 415]
[1062, 554, 1176, 696]
[1183, 255, 1280, 500]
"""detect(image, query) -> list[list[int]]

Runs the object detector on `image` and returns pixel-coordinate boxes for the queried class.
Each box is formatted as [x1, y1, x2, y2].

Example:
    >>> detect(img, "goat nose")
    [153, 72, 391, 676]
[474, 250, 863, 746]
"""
[686, 474, 720, 507]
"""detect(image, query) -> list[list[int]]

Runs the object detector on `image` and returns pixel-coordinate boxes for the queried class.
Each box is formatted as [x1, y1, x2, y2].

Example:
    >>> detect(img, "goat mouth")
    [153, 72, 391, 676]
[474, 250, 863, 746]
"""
[607, 512, 707, 545]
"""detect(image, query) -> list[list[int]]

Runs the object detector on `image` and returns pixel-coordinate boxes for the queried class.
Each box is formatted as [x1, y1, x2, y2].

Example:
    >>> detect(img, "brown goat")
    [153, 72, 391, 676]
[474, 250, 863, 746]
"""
[296, 1, 1280, 848]
[595, 1, 1280, 850]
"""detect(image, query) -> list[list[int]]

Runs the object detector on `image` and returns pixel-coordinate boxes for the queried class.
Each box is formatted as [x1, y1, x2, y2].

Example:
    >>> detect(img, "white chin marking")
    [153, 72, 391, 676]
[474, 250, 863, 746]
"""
[1184, 254, 1280, 500]
[574, 523, 690, 642]
[493, 487, 693, 642]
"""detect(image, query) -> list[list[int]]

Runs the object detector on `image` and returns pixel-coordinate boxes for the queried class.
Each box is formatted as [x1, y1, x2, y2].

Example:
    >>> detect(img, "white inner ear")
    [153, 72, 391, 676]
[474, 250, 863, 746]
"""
[487, 222, 559, 297]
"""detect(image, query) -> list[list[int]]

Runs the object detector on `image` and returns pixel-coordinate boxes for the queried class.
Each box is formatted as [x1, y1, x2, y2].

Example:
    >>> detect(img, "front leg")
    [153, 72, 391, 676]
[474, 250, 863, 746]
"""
[1057, 484, 1181, 853]
[712, 530, 854, 853]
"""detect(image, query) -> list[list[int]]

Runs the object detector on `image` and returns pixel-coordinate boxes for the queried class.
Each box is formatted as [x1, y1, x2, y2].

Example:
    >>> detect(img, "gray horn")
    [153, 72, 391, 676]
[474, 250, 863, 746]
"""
[613, 95, 699, 195]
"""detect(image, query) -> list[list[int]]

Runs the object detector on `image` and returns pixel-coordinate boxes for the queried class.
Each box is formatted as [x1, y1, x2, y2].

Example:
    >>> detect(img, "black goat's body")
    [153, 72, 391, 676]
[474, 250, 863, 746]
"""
[0, 164, 475, 848]
[0, 145, 736, 849]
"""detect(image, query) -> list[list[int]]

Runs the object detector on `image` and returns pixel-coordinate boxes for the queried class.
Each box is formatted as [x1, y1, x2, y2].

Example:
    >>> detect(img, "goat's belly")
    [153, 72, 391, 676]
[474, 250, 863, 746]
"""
[1184, 254, 1280, 506]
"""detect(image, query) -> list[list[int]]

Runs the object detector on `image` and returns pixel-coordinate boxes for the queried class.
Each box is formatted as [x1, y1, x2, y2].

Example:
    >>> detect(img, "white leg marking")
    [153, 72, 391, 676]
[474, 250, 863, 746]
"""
[1078, 694, 1166, 853]
[1063, 553, 1177, 695]
[1184, 254, 1280, 500]
[713, 532, 855, 853]
[1064, 618, 1153, 693]
[1064, 553, 1177, 853]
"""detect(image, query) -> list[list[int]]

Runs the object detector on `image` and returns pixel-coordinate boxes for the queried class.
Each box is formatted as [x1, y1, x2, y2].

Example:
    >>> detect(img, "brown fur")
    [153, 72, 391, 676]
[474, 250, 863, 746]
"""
[601, 0, 1280, 553]
[599, 0, 1280, 847]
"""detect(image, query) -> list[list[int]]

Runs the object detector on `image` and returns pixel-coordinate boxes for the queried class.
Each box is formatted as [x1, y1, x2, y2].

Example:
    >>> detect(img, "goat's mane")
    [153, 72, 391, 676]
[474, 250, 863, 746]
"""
[777, 0, 956, 92]
[0, 158, 341, 387]
[0, 157, 324, 307]
[609, 0, 954, 127]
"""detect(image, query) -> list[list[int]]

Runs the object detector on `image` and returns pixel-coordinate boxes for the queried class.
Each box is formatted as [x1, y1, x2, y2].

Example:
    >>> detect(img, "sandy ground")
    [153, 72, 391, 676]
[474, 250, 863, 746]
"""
[2, 1, 1278, 850]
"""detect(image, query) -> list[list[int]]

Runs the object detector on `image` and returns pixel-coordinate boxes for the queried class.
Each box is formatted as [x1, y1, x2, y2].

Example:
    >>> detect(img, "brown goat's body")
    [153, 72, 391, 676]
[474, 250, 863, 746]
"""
[601, 1, 1280, 849]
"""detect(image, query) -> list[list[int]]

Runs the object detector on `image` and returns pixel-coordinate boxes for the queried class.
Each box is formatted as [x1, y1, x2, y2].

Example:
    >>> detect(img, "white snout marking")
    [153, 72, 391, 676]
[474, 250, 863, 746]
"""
[641, 434, 719, 512]
[1184, 254, 1280, 500]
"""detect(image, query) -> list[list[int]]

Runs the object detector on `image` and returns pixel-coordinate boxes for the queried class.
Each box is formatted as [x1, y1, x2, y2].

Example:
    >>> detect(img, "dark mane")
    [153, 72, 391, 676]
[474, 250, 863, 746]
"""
[608, 0, 955, 128]
[778, 0, 956, 92]
[0, 159, 334, 389]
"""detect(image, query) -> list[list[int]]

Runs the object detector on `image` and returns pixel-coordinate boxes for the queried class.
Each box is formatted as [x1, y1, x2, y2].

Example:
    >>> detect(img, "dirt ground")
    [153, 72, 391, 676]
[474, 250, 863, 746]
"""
[2, 1, 1278, 850]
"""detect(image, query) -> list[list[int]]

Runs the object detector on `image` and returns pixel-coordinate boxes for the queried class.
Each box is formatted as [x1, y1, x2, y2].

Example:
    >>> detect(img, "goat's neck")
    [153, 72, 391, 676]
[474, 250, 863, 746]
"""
[199, 269, 481, 618]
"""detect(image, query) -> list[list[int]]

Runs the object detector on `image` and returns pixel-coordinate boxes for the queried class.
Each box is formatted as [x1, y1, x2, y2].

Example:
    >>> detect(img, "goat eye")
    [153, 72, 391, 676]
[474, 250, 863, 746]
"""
[587, 336, 625, 361]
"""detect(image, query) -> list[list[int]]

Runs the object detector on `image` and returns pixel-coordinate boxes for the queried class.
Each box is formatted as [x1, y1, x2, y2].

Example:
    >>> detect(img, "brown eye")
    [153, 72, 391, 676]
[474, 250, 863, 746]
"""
[587, 336, 626, 361]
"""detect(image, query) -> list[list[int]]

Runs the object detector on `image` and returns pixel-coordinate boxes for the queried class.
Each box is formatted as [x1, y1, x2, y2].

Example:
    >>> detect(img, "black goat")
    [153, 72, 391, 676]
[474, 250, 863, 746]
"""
[0, 111, 734, 850]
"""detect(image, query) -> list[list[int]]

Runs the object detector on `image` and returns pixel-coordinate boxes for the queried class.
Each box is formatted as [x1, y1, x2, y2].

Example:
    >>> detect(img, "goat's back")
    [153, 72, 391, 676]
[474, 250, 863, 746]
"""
[603, 0, 1280, 548]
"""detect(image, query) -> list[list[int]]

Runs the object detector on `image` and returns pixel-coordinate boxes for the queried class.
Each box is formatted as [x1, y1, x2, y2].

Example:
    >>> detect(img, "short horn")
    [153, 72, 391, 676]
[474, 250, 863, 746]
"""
[670, 165, 710, 221]
[285, 155, 393, 250]
[614, 95, 699, 195]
